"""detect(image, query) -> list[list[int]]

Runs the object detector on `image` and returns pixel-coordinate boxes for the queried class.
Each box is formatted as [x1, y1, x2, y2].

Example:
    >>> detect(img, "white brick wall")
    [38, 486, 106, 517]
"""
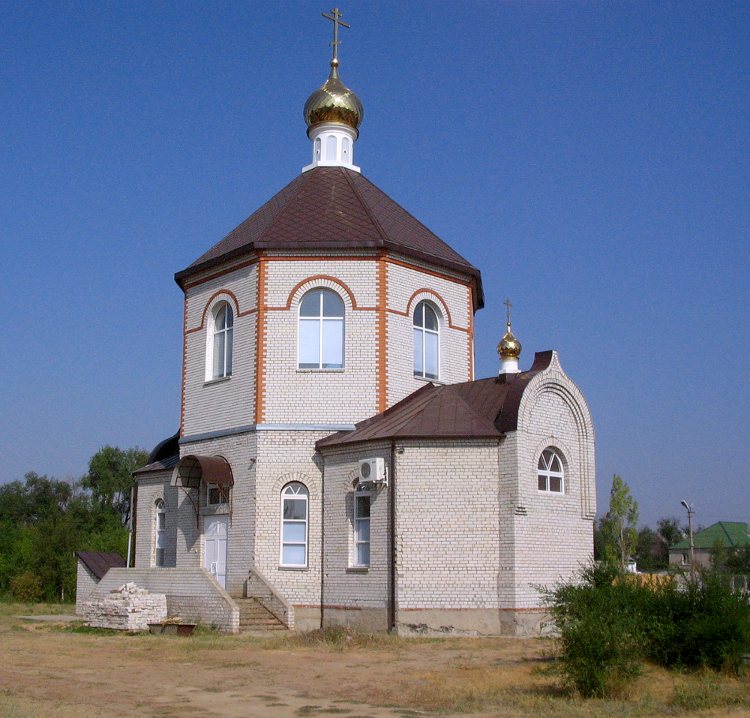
[134, 473, 177, 568]
[386, 261, 473, 407]
[183, 262, 258, 436]
[262, 259, 380, 424]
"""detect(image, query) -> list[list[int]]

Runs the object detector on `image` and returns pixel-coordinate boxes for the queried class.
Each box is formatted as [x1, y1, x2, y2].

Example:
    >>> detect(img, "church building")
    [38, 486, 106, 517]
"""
[92, 12, 596, 636]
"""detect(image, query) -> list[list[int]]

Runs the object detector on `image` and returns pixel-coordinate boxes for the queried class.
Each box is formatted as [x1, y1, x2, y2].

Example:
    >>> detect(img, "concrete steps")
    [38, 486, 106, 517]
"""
[235, 598, 287, 632]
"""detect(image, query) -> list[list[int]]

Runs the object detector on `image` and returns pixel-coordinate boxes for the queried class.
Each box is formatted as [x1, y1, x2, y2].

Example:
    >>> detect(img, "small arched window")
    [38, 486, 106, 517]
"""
[155, 499, 166, 567]
[538, 448, 564, 493]
[280, 483, 308, 567]
[298, 289, 344, 369]
[413, 301, 440, 380]
[207, 301, 233, 380]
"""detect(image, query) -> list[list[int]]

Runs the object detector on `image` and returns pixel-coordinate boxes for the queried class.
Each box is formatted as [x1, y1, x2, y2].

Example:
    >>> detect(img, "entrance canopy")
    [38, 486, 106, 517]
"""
[171, 455, 234, 489]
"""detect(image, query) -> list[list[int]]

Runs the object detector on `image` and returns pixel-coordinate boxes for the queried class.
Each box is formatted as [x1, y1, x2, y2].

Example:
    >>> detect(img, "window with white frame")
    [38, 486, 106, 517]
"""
[207, 301, 233, 380]
[280, 483, 308, 567]
[298, 289, 344, 369]
[413, 301, 440, 380]
[537, 448, 564, 493]
[353, 492, 371, 567]
[206, 482, 228, 507]
[155, 499, 166, 567]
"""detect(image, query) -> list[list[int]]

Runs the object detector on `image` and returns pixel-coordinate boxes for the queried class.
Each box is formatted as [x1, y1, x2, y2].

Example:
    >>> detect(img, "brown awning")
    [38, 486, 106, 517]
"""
[171, 455, 234, 489]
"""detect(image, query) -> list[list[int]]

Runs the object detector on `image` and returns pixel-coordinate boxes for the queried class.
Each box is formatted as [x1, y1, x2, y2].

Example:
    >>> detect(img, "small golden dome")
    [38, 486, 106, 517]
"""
[304, 60, 364, 137]
[498, 328, 522, 360]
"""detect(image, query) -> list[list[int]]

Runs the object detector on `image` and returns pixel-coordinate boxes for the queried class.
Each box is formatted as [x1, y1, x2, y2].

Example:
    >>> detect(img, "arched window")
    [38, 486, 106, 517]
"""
[207, 301, 233, 380]
[413, 301, 440, 380]
[353, 491, 370, 567]
[280, 483, 308, 567]
[538, 448, 564, 493]
[298, 289, 344, 369]
[155, 499, 166, 567]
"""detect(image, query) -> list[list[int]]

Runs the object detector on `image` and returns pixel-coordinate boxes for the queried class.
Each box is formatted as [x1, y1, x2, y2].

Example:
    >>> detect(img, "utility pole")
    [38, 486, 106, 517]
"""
[681, 500, 695, 581]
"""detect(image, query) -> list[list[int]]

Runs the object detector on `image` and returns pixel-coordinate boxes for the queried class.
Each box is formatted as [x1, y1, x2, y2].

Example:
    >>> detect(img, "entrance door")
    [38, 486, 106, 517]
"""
[204, 515, 228, 589]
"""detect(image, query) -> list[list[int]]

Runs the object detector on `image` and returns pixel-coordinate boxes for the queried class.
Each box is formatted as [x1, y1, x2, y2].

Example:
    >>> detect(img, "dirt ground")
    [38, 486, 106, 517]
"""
[1, 608, 748, 718]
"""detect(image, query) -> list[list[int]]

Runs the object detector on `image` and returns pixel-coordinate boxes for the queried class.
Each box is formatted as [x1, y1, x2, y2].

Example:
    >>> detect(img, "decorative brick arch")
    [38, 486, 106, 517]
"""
[186, 289, 242, 334]
[517, 354, 596, 519]
[405, 288, 453, 328]
[273, 472, 320, 500]
[285, 276, 357, 311]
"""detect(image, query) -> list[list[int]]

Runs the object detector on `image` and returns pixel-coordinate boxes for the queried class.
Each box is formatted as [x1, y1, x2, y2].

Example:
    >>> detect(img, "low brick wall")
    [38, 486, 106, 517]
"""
[82, 582, 167, 631]
[91, 568, 239, 633]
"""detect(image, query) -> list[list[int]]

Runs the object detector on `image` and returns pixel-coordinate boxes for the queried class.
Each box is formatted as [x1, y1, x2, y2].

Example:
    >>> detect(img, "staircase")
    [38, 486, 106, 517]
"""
[235, 598, 287, 633]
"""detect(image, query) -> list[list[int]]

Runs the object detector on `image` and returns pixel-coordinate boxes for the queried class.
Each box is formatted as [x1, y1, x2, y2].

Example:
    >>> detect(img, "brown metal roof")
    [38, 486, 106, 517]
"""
[171, 455, 234, 489]
[175, 167, 483, 307]
[75, 551, 126, 580]
[317, 351, 553, 449]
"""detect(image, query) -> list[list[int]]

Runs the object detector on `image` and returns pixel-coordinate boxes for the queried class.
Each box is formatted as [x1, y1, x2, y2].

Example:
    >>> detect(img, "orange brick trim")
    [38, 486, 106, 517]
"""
[182, 256, 259, 290]
[264, 255, 378, 262]
[185, 289, 257, 335]
[255, 255, 267, 425]
[467, 290, 475, 381]
[277, 274, 361, 312]
[387, 288, 470, 334]
[386, 256, 473, 290]
[404, 288, 455, 328]
[376, 253, 388, 413]
[180, 295, 188, 437]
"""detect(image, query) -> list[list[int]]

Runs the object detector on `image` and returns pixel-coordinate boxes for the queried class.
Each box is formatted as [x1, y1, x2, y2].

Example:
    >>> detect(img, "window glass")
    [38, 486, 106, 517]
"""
[298, 289, 344, 369]
[283, 523, 306, 542]
[322, 320, 344, 367]
[354, 493, 371, 567]
[211, 302, 233, 379]
[413, 300, 440, 380]
[322, 290, 344, 317]
[538, 448, 564, 493]
[283, 498, 307, 520]
[299, 292, 320, 317]
[281, 483, 308, 567]
[423, 304, 438, 331]
[155, 500, 166, 567]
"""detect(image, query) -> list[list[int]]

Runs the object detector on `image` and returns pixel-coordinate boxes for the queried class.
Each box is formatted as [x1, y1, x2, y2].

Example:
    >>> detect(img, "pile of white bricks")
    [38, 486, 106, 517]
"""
[82, 582, 167, 631]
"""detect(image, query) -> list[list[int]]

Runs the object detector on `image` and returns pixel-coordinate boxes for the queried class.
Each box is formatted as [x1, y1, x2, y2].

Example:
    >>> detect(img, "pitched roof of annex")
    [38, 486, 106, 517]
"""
[174, 166, 483, 308]
[316, 351, 553, 449]
[671, 521, 750, 551]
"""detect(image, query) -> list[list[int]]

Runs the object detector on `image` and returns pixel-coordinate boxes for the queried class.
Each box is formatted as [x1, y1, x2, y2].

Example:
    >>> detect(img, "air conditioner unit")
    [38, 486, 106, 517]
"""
[358, 457, 387, 484]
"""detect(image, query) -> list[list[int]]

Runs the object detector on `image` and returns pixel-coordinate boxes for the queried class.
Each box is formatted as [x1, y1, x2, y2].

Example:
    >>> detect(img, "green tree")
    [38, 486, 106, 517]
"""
[81, 446, 148, 524]
[600, 475, 639, 571]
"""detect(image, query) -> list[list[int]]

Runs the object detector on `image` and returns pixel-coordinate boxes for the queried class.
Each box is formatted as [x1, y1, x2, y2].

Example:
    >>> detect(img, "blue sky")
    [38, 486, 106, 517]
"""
[1, 1, 747, 527]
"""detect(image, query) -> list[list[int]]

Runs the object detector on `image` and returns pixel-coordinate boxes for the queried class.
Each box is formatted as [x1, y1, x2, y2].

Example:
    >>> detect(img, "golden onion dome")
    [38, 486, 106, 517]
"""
[304, 59, 364, 137]
[498, 328, 522, 360]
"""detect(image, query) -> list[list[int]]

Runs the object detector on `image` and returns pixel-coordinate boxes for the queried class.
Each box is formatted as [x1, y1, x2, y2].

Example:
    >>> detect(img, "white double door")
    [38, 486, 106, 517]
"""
[203, 515, 228, 589]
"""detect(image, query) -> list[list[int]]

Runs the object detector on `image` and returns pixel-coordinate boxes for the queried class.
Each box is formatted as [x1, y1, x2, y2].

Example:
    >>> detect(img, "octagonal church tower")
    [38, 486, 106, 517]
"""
[132, 17, 483, 632]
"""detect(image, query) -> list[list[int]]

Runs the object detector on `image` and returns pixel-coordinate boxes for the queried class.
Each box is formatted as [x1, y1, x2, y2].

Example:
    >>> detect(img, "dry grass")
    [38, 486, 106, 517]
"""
[0, 604, 748, 717]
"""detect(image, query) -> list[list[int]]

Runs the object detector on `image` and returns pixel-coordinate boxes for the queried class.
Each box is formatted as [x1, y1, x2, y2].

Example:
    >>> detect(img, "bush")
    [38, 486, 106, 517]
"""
[544, 564, 750, 697]
[10, 571, 43, 602]
[646, 573, 750, 672]
[545, 563, 645, 697]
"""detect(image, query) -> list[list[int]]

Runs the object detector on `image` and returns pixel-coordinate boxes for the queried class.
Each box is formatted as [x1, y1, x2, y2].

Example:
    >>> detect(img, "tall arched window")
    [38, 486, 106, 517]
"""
[538, 448, 564, 493]
[298, 289, 344, 369]
[155, 499, 166, 567]
[413, 301, 440, 380]
[280, 482, 308, 567]
[207, 301, 233, 380]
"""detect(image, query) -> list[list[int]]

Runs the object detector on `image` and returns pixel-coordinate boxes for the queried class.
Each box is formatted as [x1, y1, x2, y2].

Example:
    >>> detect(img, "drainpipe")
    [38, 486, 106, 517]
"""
[389, 440, 397, 632]
[127, 483, 136, 568]
[320, 453, 326, 630]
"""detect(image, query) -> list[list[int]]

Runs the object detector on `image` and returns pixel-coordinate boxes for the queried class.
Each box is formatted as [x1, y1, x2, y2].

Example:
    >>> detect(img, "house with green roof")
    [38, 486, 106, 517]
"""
[669, 521, 750, 570]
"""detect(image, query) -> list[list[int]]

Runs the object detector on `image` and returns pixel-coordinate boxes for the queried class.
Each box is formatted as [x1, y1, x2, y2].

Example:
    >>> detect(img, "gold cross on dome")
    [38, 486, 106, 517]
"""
[322, 7, 350, 64]
[503, 298, 513, 328]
